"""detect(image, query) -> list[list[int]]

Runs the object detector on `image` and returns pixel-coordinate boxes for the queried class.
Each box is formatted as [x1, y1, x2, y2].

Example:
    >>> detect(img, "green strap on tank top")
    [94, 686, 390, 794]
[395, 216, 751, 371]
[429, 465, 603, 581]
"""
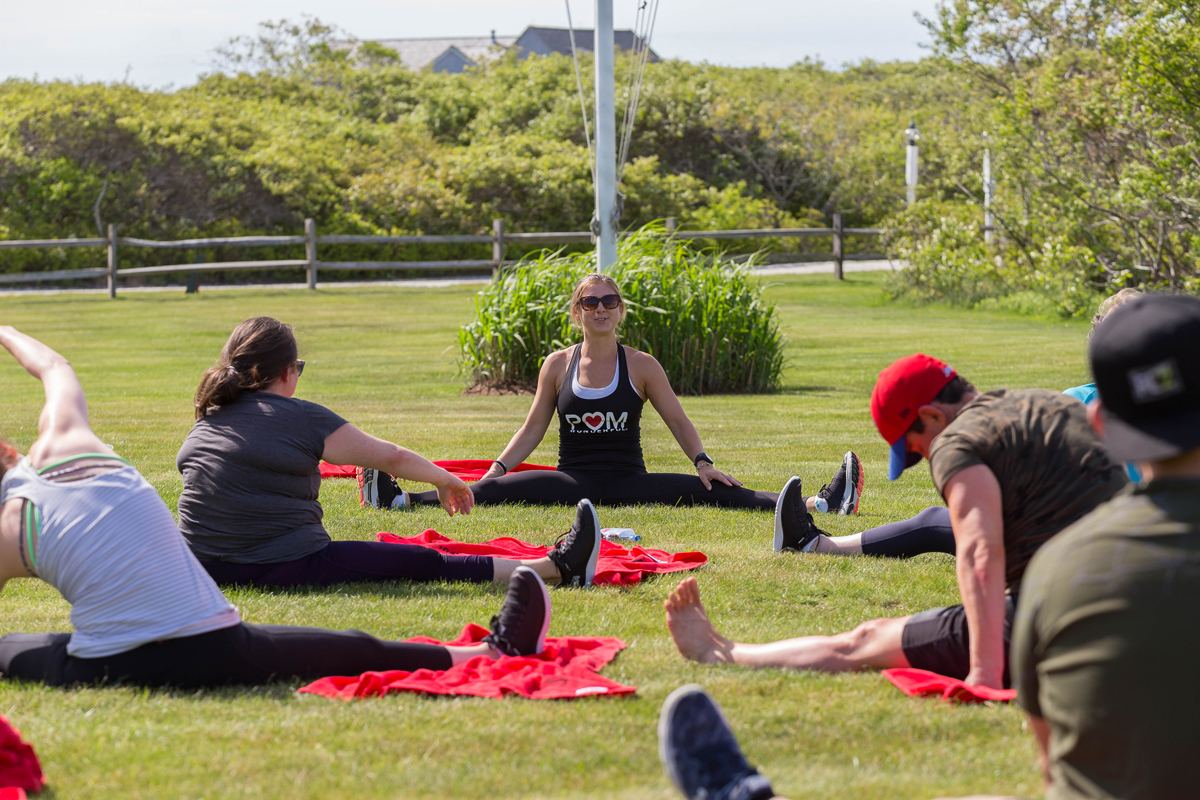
[35, 452, 131, 475]
[19, 499, 39, 576]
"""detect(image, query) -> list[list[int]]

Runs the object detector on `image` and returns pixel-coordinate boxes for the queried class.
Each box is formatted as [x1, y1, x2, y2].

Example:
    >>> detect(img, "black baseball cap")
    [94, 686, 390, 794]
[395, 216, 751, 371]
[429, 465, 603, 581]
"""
[1090, 293, 1200, 462]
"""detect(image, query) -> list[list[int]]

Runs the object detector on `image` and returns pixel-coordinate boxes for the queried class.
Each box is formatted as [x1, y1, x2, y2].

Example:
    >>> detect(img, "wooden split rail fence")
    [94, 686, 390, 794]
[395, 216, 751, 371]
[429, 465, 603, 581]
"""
[0, 215, 884, 297]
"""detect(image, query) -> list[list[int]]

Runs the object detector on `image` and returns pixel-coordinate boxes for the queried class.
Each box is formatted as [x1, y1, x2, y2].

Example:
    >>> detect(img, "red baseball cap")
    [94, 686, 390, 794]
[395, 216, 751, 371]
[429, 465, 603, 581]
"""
[870, 354, 957, 480]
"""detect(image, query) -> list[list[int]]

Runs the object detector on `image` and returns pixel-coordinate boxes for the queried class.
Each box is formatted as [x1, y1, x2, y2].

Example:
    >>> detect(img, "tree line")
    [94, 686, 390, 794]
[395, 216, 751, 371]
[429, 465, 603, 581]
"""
[0, 3, 1195, 313]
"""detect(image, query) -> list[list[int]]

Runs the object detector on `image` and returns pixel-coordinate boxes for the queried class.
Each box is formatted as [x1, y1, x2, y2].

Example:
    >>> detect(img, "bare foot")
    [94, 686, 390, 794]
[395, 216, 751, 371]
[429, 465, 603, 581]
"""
[664, 577, 735, 664]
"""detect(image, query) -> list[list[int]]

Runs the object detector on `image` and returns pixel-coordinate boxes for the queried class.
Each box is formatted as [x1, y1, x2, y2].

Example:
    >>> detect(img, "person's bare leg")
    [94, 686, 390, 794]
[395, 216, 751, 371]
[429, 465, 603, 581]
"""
[665, 577, 911, 672]
[493, 557, 560, 586]
[805, 533, 864, 555]
[445, 642, 500, 665]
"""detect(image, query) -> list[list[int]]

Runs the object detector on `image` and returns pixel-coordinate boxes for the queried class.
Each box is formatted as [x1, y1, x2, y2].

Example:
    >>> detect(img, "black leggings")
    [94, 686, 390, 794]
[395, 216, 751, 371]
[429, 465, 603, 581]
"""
[411, 469, 779, 510]
[0, 622, 453, 688]
[860, 506, 955, 558]
[200, 540, 495, 589]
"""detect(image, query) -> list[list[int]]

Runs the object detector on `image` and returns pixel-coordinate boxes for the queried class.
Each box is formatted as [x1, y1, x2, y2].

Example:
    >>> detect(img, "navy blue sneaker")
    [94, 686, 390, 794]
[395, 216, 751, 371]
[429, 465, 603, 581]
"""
[658, 685, 776, 800]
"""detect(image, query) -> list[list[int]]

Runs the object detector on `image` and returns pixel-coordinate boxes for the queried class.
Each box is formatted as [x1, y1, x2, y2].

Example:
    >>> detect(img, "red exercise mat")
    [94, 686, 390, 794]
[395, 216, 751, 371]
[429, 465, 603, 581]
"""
[882, 668, 1016, 704]
[319, 460, 556, 482]
[377, 529, 707, 587]
[0, 715, 44, 794]
[298, 623, 634, 701]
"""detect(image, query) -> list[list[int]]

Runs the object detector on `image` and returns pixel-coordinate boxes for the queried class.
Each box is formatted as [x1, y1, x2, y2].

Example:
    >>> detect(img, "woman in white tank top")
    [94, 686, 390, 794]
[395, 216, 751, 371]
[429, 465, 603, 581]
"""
[0, 327, 551, 687]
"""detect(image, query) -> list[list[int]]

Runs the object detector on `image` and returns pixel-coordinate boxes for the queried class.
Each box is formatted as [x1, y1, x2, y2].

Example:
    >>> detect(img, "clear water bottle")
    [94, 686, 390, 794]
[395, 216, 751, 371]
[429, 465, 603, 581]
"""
[600, 527, 641, 542]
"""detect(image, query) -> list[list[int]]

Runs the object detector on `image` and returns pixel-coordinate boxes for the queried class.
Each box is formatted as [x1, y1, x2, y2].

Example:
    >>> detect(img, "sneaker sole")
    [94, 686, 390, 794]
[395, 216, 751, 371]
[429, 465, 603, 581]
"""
[658, 684, 726, 798]
[580, 499, 601, 588]
[356, 468, 374, 508]
[773, 476, 800, 553]
[840, 452, 864, 515]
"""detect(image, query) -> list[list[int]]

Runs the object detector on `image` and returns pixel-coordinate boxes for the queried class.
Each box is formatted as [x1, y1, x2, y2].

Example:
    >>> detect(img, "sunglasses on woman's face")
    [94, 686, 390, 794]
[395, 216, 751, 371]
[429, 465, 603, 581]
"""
[294, 359, 306, 377]
[579, 294, 622, 311]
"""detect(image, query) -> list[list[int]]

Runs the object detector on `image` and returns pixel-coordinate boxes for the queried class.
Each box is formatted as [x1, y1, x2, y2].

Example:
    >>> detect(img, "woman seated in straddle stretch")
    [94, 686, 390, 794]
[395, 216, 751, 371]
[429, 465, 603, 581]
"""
[0, 327, 551, 688]
[366, 272, 865, 514]
[176, 317, 599, 590]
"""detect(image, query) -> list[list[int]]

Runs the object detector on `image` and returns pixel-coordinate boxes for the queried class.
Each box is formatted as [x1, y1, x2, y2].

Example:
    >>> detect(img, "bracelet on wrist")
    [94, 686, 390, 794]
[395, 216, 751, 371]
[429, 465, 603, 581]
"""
[493, 459, 509, 475]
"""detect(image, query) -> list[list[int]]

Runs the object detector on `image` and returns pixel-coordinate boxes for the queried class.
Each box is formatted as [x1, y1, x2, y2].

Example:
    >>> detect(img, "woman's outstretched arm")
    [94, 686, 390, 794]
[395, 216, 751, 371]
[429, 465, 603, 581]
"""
[635, 350, 742, 490]
[480, 350, 566, 480]
[322, 424, 474, 516]
[0, 327, 107, 462]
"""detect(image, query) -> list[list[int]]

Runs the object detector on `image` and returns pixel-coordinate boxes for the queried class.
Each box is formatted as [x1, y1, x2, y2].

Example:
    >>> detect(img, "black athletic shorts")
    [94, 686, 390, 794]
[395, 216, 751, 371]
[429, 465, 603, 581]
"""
[900, 594, 1018, 686]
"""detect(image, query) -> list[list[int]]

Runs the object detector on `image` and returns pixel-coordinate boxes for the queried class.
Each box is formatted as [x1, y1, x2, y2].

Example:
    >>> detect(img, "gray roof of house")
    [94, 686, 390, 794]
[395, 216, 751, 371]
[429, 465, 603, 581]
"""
[345, 25, 659, 72]
[359, 36, 518, 71]
[514, 27, 659, 61]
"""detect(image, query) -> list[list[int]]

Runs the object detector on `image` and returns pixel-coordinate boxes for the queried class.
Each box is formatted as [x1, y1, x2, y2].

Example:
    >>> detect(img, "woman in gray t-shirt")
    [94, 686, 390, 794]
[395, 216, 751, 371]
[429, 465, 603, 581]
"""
[176, 317, 600, 590]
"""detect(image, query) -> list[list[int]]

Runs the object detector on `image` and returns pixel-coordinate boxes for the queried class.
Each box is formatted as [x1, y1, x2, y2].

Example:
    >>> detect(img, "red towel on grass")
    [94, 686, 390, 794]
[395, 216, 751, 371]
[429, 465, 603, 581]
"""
[882, 668, 1017, 704]
[319, 460, 556, 482]
[377, 529, 707, 587]
[298, 623, 634, 701]
[0, 716, 44, 794]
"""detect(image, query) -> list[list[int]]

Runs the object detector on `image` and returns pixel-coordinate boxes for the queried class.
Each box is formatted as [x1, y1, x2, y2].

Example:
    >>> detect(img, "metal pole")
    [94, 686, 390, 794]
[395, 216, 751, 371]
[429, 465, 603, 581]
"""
[983, 141, 994, 245]
[593, 0, 618, 271]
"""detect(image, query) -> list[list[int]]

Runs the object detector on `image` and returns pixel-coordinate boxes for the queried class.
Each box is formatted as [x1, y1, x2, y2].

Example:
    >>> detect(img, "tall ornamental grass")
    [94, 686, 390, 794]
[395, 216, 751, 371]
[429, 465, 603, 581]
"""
[458, 225, 785, 395]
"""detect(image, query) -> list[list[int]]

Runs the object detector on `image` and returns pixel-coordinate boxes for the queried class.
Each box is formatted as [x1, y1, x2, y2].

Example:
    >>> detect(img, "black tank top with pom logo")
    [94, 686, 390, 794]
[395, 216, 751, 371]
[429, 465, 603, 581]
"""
[556, 344, 646, 473]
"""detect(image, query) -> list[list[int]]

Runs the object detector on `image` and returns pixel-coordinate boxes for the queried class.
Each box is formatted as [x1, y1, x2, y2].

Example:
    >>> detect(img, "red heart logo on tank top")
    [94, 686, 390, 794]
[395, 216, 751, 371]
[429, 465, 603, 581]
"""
[583, 413, 604, 430]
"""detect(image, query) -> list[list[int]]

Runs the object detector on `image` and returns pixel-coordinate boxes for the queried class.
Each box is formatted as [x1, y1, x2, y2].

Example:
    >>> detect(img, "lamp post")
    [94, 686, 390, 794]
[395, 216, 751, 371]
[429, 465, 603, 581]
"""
[904, 119, 919, 206]
[593, 0, 618, 271]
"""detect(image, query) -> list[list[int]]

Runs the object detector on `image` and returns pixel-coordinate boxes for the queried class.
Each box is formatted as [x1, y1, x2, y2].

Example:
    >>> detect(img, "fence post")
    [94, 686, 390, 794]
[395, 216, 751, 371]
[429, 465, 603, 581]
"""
[832, 213, 844, 280]
[492, 219, 505, 279]
[305, 219, 317, 290]
[665, 216, 677, 236]
[106, 224, 118, 298]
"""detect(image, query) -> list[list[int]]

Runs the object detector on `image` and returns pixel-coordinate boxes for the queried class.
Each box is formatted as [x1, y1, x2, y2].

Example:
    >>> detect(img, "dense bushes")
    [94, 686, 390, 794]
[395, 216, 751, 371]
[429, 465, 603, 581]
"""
[2, 11, 1195, 307]
[458, 226, 785, 394]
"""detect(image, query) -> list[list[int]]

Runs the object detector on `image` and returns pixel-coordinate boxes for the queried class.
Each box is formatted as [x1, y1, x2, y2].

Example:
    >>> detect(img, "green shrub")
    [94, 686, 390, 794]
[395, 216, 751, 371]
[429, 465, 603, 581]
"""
[458, 224, 785, 395]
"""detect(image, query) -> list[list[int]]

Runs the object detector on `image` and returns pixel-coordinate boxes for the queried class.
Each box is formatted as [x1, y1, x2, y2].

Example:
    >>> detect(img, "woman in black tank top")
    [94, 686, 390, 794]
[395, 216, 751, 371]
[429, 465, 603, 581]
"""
[409, 273, 855, 512]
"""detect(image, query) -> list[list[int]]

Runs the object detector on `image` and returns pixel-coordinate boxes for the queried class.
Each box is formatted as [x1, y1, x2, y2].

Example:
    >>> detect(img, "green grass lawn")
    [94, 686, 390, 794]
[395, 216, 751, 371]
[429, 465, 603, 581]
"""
[0, 273, 1089, 799]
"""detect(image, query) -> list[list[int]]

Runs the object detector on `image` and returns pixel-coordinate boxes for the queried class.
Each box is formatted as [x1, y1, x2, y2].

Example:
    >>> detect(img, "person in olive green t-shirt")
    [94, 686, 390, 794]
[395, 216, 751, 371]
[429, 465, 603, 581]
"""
[1010, 293, 1200, 800]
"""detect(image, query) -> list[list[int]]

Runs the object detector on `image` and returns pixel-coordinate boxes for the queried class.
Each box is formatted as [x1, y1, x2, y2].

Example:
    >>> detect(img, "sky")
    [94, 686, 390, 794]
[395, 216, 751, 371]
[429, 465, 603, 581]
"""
[2, 0, 942, 89]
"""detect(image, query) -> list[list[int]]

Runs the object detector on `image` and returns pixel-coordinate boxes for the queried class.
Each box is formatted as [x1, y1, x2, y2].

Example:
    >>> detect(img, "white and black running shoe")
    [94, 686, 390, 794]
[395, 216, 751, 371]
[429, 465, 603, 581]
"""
[483, 566, 551, 657]
[357, 467, 408, 510]
[548, 499, 601, 588]
[816, 451, 865, 515]
[658, 685, 776, 800]
[773, 476, 826, 553]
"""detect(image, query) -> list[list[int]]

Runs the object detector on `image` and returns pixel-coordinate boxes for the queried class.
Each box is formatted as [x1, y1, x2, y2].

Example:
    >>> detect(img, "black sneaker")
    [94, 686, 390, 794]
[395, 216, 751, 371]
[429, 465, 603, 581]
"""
[357, 467, 408, 510]
[773, 476, 826, 553]
[816, 451, 864, 515]
[483, 566, 551, 657]
[658, 685, 776, 800]
[548, 499, 601, 588]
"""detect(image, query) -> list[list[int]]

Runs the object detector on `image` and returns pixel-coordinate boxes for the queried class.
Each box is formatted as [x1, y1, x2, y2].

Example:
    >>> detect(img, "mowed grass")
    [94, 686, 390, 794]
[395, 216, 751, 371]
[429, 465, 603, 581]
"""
[0, 273, 1090, 799]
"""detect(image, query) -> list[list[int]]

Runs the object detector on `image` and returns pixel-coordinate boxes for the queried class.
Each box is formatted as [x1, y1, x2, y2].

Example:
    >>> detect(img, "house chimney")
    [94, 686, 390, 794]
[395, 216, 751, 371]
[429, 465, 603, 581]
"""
[491, 29, 498, 44]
